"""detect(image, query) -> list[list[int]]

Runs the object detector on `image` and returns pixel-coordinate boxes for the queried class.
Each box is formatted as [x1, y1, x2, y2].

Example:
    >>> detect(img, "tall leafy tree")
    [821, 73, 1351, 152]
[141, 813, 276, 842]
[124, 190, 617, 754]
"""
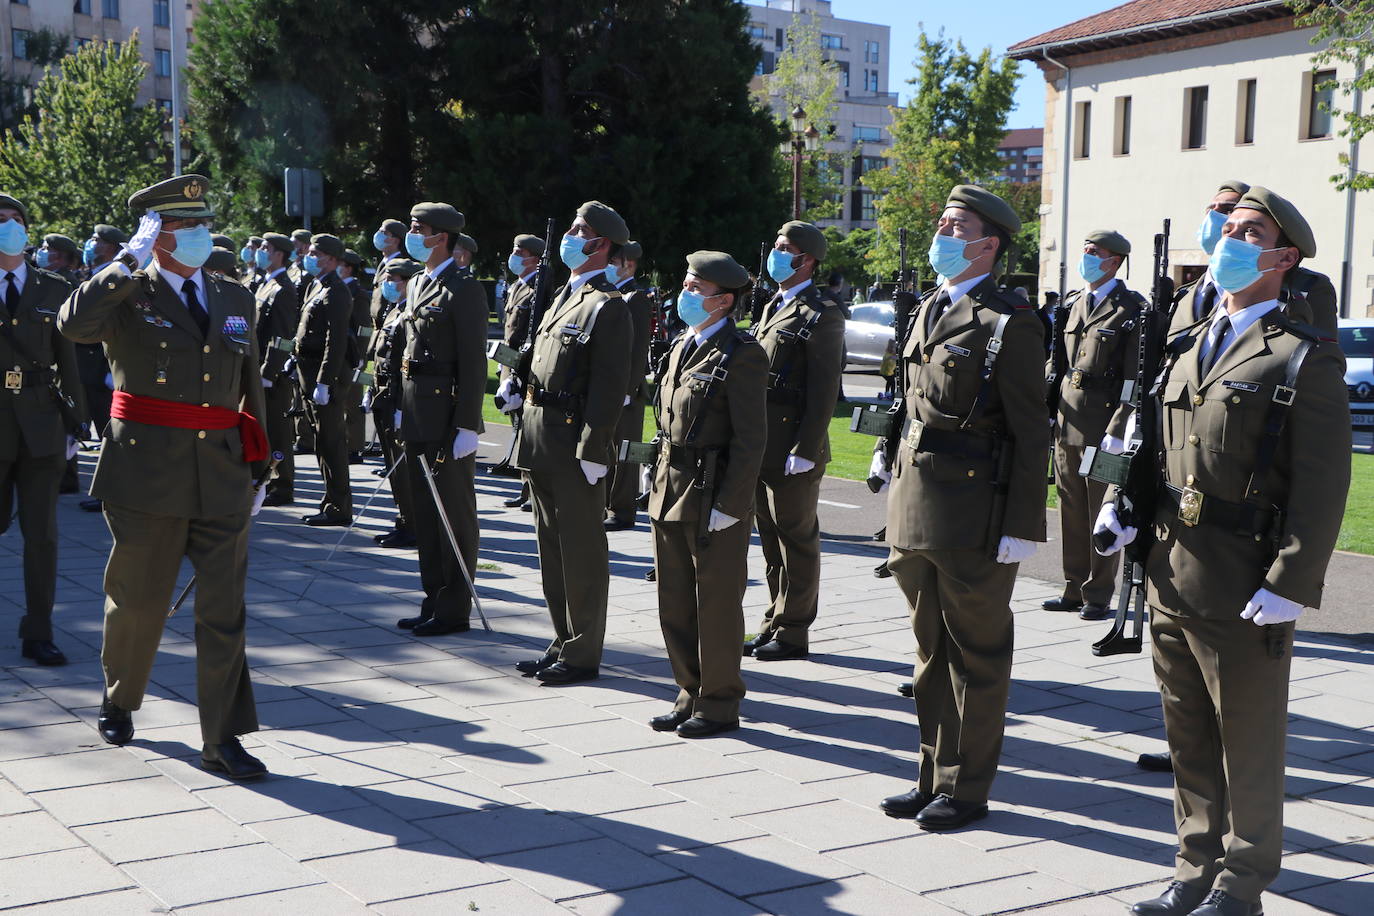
[0, 36, 163, 239]
[863, 31, 1019, 281]
[1291, 0, 1374, 191]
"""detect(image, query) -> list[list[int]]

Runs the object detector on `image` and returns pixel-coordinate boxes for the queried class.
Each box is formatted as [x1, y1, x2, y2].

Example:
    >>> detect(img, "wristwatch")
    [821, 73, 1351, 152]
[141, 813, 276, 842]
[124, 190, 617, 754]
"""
[114, 249, 141, 272]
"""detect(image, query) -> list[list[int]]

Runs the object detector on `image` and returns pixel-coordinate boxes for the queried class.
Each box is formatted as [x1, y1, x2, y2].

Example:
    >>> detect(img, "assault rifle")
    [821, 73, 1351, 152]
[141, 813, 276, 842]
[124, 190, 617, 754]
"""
[489, 217, 556, 408]
[852, 228, 917, 493]
[749, 241, 771, 327]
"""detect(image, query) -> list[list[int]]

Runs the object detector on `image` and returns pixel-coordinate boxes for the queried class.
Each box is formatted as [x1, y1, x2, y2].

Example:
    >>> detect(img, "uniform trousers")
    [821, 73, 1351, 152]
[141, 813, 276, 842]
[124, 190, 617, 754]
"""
[404, 445, 477, 625]
[1151, 606, 1293, 903]
[375, 403, 413, 530]
[100, 503, 258, 743]
[754, 464, 823, 647]
[299, 363, 351, 518]
[528, 465, 609, 669]
[606, 399, 645, 521]
[0, 411, 66, 640]
[653, 515, 751, 722]
[887, 545, 1017, 805]
[262, 379, 295, 498]
[346, 383, 366, 453]
[1053, 440, 1119, 606]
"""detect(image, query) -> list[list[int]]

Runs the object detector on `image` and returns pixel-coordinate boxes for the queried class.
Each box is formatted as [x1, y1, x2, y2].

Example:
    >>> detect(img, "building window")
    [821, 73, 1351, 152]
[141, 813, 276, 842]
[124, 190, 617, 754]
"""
[1236, 78, 1257, 145]
[102, 0, 119, 18]
[821, 34, 843, 51]
[1025, 146, 1043, 157]
[860, 155, 885, 175]
[865, 40, 880, 64]
[748, 23, 766, 40]
[853, 125, 881, 142]
[1074, 100, 1091, 159]
[838, 60, 849, 88]
[859, 191, 876, 221]
[865, 70, 878, 92]
[13, 0, 29, 7]
[12, 29, 28, 61]
[75, 0, 92, 13]
[74, 37, 92, 49]
[1183, 86, 1208, 149]
[1306, 68, 1336, 139]
[154, 48, 172, 77]
[154, 0, 170, 27]
[1113, 96, 1132, 155]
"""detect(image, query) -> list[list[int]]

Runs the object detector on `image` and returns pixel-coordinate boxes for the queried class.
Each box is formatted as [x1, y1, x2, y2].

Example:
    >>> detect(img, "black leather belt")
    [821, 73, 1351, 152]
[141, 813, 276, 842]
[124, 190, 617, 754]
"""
[3, 368, 52, 391]
[1160, 482, 1274, 535]
[766, 386, 804, 405]
[1067, 368, 1119, 390]
[905, 420, 999, 459]
[526, 385, 580, 411]
[402, 358, 455, 378]
[296, 345, 324, 358]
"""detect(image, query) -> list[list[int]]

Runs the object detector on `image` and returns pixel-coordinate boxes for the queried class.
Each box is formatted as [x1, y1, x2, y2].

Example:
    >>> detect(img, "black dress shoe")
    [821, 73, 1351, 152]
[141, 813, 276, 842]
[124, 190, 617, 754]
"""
[202, 738, 268, 780]
[1042, 596, 1083, 612]
[896, 681, 914, 698]
[752, 639, 809, 661]
[376, 528, 416, 548]
[79, 497, 103, 512]
[1079, 603, 1111, 621]
[21, 639, 67, 666]
[302, 512, 350, 527]
[914, 795, 989, 831]
[98, 696, 133, 746]
[503, 495, 527, 508]
[535, 662, 599, 685]
[1185, 890, 1261, 916]
[293, 444, 314, 455]
[348, 451, 365, 465]
[1131, 881, 1209, 916]
[880, 787, 937, 818]
[645, 568, 656, 582]
[1138, 751, 1174, 773]
[396, 615, 429, 630]
[603, 516, 635, 531]
[412, 618, 471, 637]
[520, 501, 532, 512]
[261, 491, 294, 507]
[741, 632, 772, 657]
[676, 716, 739, 738]
[873, 560, 891, 579]
[650, 709, 691, 732]
[515, 655, 558, 675]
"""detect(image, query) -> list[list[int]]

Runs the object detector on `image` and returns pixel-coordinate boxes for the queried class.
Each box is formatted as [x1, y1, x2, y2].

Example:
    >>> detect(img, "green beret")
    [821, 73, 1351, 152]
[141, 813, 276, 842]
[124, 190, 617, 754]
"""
[0, 193, 29, 224]
[410, 202, 465, 235]
[291, 229, 312, 243]
[127, 174, 213, 219]
[576, 200, 630, 245]
[686, 250, 750, 291]
[946, 184, 1021, 236]
[383, 258, 424, 280]
[342, 248, 363, 268]
[42, 234, 80, 257]
[513, 233, 545, 257]
[261, 232, 293, 256]
[93, 224, 128, 244]
[778, 220, 827, 261]
[379, 218, 407, 239]
[205, 247, 237, 274]
[1217, 179, 1251, 196]
[619, 240, 643, 261]
[310, 233, 345, 259]
[1084, 229, 1130, 257]
[211, 233, 235, 252]
[456, 233, 478, 255]
[1234, 187, 1316, 258]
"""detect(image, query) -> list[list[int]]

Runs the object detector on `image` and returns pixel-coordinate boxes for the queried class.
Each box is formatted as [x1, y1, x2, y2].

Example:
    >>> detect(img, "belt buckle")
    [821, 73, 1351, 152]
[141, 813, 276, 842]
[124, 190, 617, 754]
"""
[1178, 485, 1204, 527]
[905, 418, 925, 452]
[1069, 368, 1085, 389]
[401, 357, 414, 377]
[4, 369, 20, 392]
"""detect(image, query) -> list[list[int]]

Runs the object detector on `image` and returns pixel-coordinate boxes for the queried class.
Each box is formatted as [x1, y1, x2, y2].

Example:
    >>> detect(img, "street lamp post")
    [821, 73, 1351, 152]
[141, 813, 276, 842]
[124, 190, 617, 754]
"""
[788, 105, 821, 220]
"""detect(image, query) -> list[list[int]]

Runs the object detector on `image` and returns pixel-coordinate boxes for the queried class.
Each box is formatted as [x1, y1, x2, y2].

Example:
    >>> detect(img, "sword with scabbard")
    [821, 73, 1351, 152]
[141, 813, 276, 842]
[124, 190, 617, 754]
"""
[418, 453, 491, 631]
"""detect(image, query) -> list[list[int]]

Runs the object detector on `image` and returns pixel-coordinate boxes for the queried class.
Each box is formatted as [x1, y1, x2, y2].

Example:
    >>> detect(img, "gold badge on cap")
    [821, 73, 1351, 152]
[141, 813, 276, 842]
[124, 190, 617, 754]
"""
[184, 179, 204, 200]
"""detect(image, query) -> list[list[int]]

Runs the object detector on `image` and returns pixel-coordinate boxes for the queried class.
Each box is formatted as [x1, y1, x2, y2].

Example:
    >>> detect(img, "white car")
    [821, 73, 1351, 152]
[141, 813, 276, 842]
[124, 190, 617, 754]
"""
[844, 301, 895, 367]
[1339, 318, 1374, 449]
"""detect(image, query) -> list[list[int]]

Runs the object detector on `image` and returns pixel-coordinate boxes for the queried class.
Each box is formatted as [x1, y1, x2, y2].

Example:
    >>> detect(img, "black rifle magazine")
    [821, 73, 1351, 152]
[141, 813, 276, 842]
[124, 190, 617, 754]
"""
[486, 340, 522, 369]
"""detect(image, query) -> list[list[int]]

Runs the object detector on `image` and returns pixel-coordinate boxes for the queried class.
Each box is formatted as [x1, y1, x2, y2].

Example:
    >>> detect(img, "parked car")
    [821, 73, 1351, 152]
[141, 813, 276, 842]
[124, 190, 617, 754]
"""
[845, 300, 895, 367]
[1338, 318, 1374, 450]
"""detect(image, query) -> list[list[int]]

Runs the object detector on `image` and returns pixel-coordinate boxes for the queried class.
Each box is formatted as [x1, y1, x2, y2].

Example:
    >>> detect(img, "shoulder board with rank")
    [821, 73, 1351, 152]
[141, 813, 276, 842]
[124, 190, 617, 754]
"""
[1269, 313, 1325, 343]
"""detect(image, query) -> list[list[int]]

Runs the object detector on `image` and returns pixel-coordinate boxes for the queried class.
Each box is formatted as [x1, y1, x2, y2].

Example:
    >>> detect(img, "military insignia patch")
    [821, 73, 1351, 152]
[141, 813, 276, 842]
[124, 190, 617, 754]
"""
[222, 315, 250, 338]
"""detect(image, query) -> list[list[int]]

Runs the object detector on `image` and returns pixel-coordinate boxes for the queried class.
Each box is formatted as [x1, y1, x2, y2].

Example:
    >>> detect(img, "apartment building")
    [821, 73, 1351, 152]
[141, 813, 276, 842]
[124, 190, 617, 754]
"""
[997, 127, 1044, 184]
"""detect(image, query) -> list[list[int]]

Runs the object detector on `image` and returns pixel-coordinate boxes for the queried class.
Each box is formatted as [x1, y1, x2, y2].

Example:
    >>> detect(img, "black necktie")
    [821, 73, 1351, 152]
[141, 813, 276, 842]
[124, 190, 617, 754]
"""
[1195, 281, 1216, 321]
[926, 291, 952, 336]
[4, 272, 17, 317]
[183, 278, 209, 337]
[1201, 314, 1232, 376]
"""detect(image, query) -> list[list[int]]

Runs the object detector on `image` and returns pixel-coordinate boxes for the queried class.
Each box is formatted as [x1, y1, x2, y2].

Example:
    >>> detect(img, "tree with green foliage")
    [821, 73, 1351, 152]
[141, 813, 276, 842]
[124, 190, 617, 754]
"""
[0, 36, 163, 239]
[1291, 0, 1374, 191]
[822, 225, 876, 291]
[863, 31, 1019, 282]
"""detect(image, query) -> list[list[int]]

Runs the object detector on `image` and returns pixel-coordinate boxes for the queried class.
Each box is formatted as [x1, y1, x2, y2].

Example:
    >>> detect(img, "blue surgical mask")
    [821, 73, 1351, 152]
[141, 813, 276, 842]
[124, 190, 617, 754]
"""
[1208, 235, 1283, 294]
[302, 253, 320, 275]
[381, 280, 402, 303]
[927, 233, 986, 281]
[0, 220, 28, 256]
[1197, 208, 1227, 255]
[83, 238, 98, 266]
[167, 225, 212, 269]
[506, 253, 526, 276]
[767, 249, 798, 284]
[373, 230, 390, 252]
[559, 234, 599, 271]
[1078, 252, 1107, 284]
[254, 248, 271, 270]
[676, 289, 713, 327]
[240, 246, 252, 264]
[404, 232, 431, 261]
[605, 263, 621, 286]
[35, 248, 50, 268]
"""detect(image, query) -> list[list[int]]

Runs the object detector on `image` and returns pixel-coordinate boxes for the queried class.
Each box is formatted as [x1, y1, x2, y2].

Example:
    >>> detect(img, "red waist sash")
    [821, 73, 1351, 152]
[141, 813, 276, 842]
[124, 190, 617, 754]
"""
[110, 390, 268, 463]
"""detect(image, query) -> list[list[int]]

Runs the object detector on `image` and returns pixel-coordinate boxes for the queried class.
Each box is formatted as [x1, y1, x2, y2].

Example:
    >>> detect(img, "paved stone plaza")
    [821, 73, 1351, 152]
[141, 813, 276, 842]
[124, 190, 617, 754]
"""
[1, 447, 1370, 914]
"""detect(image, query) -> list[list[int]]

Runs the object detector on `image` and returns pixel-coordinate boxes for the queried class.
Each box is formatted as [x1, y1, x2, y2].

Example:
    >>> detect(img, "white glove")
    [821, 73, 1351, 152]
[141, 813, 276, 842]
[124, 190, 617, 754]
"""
[785, 455, 816, 476]
[1093, 501, 1138, 556]
[452, 428, 479, 459]
[250, 484, 269, 517]
[496, 377, 523, 413]
[580, 459, 608, 485]
[123, 210, 161, 269]
[868, 451, 891, 493]
[623, 394, 631, 406]
[393, 409, 402, 429]
[996, 536, 1037, 564]
[1240, 587, 1304, 626]
[283, 356, 297, 375]
[103, 372, 114, 390]
[1099, 435, 1127, 456]
[360, 389, 373, 413]
[312, 383, 330, 406]
[65, 435, 80, 460]
[708, 509, 739, 532]
[261, 377, 273, 389]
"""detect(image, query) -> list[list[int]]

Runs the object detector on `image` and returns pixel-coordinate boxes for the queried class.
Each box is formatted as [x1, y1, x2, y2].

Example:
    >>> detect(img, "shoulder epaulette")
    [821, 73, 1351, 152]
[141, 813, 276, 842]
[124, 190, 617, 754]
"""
[1271, 312, 1324, 343]
[972, 286, 1025, 314]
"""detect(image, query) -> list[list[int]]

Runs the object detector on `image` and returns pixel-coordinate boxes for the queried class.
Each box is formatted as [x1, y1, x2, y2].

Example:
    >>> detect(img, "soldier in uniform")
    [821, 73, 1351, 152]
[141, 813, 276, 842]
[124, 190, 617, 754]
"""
[1044, 231, 1142, 621]
[499, 233, 545, 511]
[498, 201, 633, 684]
[293, 233, 355, 525]
[363, 257, 422, 549]
[1098, 189, 1350, 916]
[741, 220, 845, 662]
[0, 194, 85, 666]
[286, 229, 313, 301]
[872, 185, 1048, 830]
[648, 251, 767, 738]
[388, 203, 488, 636]
[253, 233, 300, 506]
[58, 174, 271, 779]
[339, 248, 370, 460]
[604, 240, 652, 531]
[74, 225, 128, 512]
[42, 235, 87, 495]
[240, 236, 264, 289]
[205, 247, 239, 281]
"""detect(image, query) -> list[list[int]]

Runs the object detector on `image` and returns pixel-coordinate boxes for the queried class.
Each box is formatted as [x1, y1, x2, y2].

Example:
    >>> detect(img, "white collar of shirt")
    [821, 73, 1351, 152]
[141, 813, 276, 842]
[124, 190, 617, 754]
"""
[1211, 298, 1279, 343]
[781, 278, 813, 304]
[692, 317, 727, 346]
[942, 272, 989, 305]
[380, 252, 399, 266]
[615, 277, 634, 291]
[424, 258, 454, 282]
[1090, 277, 1119, 307]
[518, 269, 536, 285]
[568, 267, 605, 293]
[3, 260, 27, 291]
[171, 268, 207, 309]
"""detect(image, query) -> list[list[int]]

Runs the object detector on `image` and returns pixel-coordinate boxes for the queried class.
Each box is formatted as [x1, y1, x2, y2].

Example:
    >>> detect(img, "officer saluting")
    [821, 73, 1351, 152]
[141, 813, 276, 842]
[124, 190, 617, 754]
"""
[58, 174, 271, 779]
[648, 251, 767, 738]
[1099, 189, 1350, 916]
[252, 233, 300, 506]
[873, 185, 1048, 831]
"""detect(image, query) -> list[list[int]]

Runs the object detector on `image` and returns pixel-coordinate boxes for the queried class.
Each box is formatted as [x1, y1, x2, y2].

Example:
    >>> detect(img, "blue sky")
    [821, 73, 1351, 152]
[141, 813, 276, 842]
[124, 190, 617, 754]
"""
[832, 0, 1110, 128]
